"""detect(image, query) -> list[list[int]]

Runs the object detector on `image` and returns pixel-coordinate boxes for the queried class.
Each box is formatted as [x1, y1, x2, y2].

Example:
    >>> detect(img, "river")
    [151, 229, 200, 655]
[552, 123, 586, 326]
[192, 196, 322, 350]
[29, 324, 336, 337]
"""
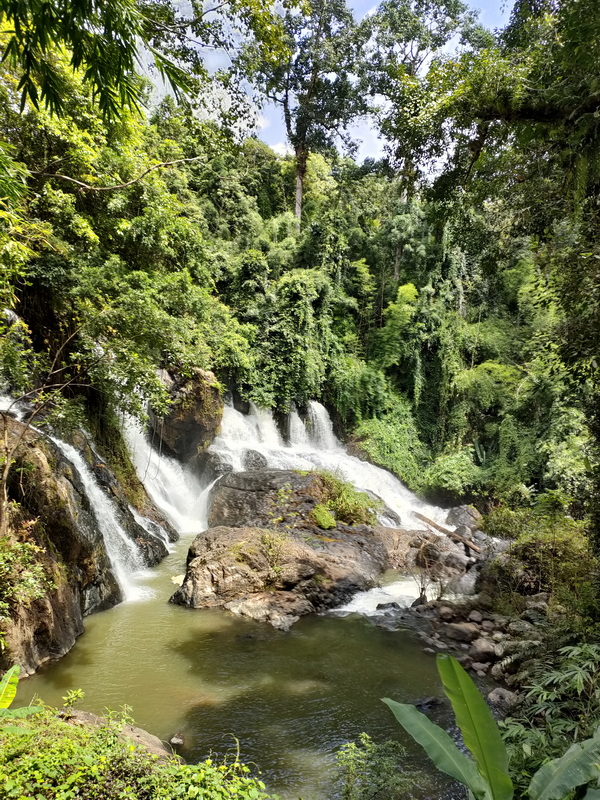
[19, 402, 456, 799]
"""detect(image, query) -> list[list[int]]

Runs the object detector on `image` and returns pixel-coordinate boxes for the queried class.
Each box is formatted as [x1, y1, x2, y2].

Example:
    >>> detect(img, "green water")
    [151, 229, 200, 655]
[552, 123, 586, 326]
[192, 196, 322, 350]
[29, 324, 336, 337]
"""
[20, 540, 454, 798]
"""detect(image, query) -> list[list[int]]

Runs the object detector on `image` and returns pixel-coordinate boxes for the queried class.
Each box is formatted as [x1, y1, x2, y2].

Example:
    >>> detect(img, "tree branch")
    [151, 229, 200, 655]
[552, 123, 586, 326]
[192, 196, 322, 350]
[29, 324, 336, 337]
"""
[30, 155, 209, 192]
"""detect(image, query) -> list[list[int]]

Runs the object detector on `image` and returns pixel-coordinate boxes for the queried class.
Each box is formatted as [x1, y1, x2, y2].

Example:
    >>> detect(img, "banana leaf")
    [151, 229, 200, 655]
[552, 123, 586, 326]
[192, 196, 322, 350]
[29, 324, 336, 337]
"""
[382, 698, 490, 799]
[0, 665, 19, 709]
[529, 736, 600, 800]
[437, 654, 514, 800]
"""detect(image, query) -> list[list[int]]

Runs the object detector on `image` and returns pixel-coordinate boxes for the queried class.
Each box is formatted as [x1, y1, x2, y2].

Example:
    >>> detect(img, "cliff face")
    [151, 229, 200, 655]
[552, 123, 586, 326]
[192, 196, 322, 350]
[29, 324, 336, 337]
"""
[0, 415, 170, 674]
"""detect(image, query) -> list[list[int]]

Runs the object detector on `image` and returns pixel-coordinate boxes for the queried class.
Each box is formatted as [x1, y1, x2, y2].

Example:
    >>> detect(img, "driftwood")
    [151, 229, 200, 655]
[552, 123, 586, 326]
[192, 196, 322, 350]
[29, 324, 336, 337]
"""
[414, 512, 482, 554]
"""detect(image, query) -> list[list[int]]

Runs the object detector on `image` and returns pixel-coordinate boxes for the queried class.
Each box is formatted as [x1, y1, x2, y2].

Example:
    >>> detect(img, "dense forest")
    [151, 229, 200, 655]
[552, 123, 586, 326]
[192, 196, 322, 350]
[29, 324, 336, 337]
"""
[2, 0, 600, 797]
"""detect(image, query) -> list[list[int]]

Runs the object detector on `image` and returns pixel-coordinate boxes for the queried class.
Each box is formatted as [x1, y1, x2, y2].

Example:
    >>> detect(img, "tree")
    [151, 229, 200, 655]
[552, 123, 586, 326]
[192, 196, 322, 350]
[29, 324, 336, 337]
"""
[241, 0, 369, 223]
[363, 0, 479, 189]
[0, 0, 287, 120]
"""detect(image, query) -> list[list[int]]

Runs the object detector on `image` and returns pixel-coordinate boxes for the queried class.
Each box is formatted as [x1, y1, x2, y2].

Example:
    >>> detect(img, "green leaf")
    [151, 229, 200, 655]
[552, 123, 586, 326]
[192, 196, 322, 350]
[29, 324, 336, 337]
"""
[437, 654, 513, 800]
[0, 665, 20, 709]
[583, 790, 600, 799]
[382, 698, 489, 799]
[0, 705, 43, 718]
[529, 736, 600, 800]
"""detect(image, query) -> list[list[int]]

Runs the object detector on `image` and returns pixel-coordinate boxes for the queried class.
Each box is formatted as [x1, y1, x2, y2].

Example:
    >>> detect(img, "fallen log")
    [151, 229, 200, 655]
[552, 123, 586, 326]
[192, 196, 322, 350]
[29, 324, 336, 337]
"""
[413, 512, 482, 554]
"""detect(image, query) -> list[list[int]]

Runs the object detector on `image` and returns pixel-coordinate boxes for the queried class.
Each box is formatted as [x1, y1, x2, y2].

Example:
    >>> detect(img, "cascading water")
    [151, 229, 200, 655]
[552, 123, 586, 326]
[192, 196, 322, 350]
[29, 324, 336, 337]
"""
[48, 437, 146, 602]
[210, 400, 446, 528]
[123, 418, 212, 535]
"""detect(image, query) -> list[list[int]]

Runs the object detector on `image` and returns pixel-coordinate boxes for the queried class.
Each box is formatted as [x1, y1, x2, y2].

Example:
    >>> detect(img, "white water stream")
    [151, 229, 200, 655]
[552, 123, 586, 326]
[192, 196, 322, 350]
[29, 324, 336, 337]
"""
[210, 400, 446, 529]
[48, 438, 148, 602]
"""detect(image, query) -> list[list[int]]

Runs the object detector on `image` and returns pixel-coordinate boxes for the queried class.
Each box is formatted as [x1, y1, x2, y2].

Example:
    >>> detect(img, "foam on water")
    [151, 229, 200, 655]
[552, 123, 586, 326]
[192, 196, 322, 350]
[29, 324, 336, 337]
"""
[210, 400, 447, 528]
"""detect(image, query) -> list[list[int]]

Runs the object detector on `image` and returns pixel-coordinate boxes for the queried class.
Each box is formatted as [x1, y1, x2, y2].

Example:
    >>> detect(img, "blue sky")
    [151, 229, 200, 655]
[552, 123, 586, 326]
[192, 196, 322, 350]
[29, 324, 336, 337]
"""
[257, 0, 513, 160]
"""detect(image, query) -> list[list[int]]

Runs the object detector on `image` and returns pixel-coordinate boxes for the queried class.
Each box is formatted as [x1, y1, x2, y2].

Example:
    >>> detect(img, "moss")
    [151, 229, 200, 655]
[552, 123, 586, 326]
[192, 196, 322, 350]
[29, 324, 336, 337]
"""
[87, 406, 145, 508]
[318, 471, 382, 525]
[310, 503, 336, 529]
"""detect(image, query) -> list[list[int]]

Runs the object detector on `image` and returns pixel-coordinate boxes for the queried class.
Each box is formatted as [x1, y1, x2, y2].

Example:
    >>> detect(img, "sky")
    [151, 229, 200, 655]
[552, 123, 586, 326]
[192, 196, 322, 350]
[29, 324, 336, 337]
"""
[256, 0, 514, 161]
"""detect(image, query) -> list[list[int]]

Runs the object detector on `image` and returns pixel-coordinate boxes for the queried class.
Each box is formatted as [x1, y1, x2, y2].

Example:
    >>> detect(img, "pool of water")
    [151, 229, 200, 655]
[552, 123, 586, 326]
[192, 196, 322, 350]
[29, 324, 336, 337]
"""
[18, 538, 458, 798]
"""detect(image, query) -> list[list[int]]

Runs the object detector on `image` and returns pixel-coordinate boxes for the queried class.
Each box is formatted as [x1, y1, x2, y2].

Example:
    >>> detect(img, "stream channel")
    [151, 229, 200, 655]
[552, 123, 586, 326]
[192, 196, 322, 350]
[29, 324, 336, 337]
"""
[20, 402, 458, 799]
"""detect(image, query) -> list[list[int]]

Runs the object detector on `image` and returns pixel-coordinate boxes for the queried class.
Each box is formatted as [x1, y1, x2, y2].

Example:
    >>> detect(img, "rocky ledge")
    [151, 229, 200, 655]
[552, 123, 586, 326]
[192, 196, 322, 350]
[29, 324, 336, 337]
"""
[170, 470, 488, 630]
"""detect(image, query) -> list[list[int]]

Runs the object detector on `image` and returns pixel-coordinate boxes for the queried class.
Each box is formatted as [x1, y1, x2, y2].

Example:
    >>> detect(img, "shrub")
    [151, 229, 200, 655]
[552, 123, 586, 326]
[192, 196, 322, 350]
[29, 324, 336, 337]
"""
[0, 707, 272, 800]
[352, 401, 427, 491]
[421, 447, 483, 504]
[336, 733, 423, 800]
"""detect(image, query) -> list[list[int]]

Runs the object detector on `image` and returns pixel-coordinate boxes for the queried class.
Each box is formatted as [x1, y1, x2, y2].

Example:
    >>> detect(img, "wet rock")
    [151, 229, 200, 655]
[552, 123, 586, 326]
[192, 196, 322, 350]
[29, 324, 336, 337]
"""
[469, 637, 497, 662]
[441, 622, 480, 643]
[446, 505, 483, 531]
[207, 470, 322, 529]
[149, 368, 223, 462]
[488, 687, 519, 709]
[376, 602, 401, 611]
[242, 450, 268, 471]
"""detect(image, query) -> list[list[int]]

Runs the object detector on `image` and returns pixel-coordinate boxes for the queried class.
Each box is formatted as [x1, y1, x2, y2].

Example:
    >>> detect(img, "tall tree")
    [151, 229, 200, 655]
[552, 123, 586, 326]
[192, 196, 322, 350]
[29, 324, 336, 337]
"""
[241, 0, 369, 224]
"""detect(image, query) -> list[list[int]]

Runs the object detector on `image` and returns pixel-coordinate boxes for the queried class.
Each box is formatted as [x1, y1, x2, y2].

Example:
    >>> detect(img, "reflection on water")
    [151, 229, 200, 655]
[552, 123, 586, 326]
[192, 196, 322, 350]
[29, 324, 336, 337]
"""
[20, 539, 454, 799]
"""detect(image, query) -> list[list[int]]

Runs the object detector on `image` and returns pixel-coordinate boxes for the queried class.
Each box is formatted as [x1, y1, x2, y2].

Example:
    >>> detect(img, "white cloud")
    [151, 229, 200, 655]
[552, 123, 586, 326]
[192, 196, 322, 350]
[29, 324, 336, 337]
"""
[271, 141, 294, 156]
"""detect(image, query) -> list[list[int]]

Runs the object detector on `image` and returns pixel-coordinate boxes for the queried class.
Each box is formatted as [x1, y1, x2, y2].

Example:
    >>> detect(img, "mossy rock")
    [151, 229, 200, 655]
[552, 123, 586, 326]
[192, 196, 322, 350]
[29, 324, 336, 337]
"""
[310, 503, 336, 530]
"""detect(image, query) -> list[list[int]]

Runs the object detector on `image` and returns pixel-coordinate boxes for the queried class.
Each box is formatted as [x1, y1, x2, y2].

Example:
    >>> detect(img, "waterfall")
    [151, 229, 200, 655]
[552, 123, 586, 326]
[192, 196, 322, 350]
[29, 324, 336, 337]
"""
[123, 419, 212, 535]
[306, 401, 340, 451]
[209, 401, 447, 527]
[49, 437, 146, 601]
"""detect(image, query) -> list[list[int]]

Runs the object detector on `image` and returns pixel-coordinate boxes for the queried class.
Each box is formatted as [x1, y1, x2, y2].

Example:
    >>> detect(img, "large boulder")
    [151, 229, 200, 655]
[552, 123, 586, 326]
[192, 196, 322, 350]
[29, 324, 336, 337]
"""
[172, 470, 471, 630]
[149, 369, 223, 462]
[207, 470, 325, 528]
[446, 505, 483, 531]
[170, 524, 387, 629]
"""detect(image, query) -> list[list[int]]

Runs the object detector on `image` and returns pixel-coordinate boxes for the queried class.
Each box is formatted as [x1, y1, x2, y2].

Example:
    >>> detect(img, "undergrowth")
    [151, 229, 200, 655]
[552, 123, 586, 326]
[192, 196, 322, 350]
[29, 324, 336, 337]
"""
[0, 706, 272, 800]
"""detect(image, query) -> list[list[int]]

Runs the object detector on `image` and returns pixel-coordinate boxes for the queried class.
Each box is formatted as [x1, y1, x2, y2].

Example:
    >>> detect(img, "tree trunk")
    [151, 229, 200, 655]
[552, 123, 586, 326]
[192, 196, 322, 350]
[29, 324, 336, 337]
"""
[294, 147, 308, 227]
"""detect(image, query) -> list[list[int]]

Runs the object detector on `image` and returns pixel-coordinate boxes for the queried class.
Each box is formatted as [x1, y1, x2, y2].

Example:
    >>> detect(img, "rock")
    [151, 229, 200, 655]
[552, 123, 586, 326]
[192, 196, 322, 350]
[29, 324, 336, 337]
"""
[63, 709, 179, 763]
[481, 619, 496, 632]
[242, 450, 268, 471]
[507, 620, 536, 637]
[446, 505, 483, 531]
[488, 687, 519, 709]
[442, 622, 481, 643]
[411, 594, 428, 607]
[469, 637, 497, 662]
[170, 733, 185, 747]
[149, 368, 223, 462]
[438, 605, 455, 622]
[207, 470, 322, 529]
[193, 450, 234, 485]
[468, 610, 483, 623]
[471, 661, 490, 673]
[225, 593, 314, 631]
[170, 523, 386, 627]
[376, 602, 401, 611]
[447, 566, 480, 596]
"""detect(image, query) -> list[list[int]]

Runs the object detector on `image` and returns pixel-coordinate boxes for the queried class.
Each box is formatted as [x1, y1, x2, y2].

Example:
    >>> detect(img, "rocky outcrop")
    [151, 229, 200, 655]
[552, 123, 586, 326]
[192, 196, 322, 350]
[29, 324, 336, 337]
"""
[149, 368, 223, 462]
[61, 709, 181, 763]
[0, 415, 169, 674]
[171, 469, 472, 629]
